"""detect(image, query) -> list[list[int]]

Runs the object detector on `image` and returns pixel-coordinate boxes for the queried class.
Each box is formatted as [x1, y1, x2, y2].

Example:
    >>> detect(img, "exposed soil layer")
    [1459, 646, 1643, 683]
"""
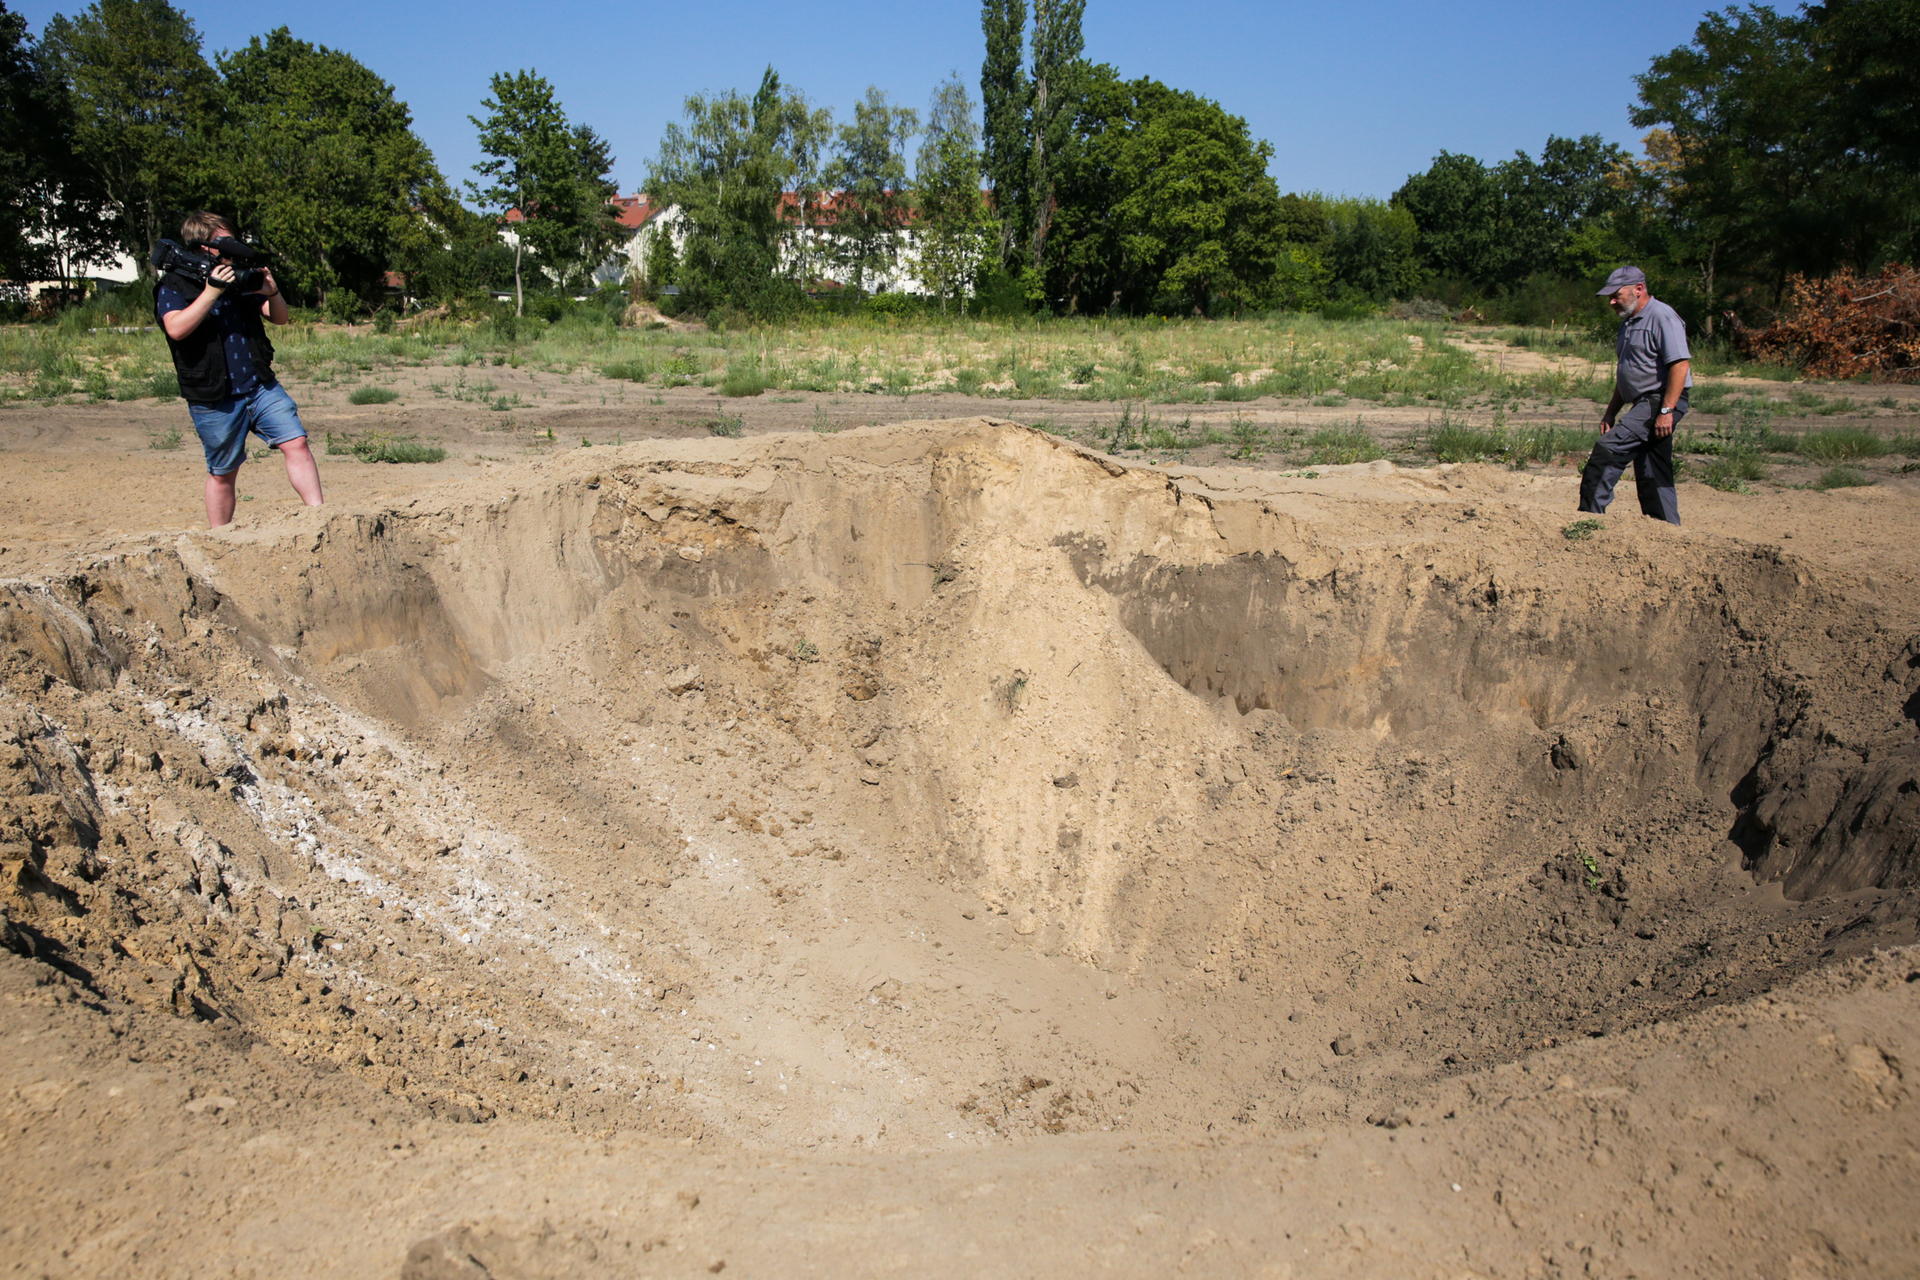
[3, 420, 1918, 1277]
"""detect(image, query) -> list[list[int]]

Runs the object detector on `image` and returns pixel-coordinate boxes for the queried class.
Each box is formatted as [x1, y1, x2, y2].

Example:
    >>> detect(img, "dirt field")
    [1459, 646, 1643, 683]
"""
[2, 371, 1918, 1278]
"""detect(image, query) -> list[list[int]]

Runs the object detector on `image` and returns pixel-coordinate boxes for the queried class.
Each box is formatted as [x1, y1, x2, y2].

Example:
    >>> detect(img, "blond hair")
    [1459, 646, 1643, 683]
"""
[180, 210, 235, 246]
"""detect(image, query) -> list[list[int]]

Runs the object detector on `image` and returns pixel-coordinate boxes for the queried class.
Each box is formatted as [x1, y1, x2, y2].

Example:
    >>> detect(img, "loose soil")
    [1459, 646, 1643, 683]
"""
[2, 372, 1918, 1278]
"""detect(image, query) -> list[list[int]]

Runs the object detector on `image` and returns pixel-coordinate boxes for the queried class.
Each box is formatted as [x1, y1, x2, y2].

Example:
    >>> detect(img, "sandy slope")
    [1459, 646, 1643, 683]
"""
[2, 417, 1917, 1278]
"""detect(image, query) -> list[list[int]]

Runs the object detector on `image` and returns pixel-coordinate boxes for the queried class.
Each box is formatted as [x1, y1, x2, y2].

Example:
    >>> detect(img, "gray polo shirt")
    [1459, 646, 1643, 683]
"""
[1615, 296, 1691, 400]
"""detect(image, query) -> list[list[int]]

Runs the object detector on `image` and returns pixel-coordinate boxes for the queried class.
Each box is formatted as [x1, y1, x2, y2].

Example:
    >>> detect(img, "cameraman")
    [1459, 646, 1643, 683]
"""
[156, 211, 324, 527]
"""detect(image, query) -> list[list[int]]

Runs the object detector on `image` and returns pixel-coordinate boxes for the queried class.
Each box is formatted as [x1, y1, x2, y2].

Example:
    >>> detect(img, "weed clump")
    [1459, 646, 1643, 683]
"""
[326, 431, 445, 464]
[1304, 422, 1383, 465]
[1425, 421, 1507, 464]
[1813, 466, 1873, 490]
[1793, 427, 1888, 462]
[348, 387, 399, 405]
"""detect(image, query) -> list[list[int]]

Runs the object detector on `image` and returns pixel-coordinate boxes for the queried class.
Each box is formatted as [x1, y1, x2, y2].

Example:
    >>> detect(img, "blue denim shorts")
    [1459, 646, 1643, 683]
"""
[187, 383, 306, 475]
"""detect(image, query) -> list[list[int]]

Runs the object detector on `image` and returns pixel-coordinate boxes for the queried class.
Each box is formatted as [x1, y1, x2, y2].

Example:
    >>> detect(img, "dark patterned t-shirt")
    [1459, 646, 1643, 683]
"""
[156, 283, 273, 398]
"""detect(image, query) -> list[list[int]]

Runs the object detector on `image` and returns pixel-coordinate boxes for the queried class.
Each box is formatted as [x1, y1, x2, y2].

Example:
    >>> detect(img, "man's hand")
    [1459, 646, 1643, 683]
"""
[1653, 410, 1675, 439]
[1598, 413, 1615, 434]
[255, 266, 289, 324]
[205, 262, 236, 294]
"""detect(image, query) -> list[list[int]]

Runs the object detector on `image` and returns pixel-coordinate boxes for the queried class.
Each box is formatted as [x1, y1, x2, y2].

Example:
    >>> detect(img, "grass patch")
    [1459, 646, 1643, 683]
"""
[146, 426, 183, 451]
[1786, 387, 1855, 416]
[120, 368, 178, 400]
[600, 359, 649, 382]
[1562, 518, 1603, 541]
[1791, 426, 1889, 462]
[720, 358, 769, 397]
[1812, 466, 1873, 490]
[347, 386, 400, 405]
[1303, 422, 1384, 465]
[1504, 424, 1594, 464]
[326, 431, 445, 464]
[1699, 451, 1768, 492]
[706, 415, 744, 438]
[1425, 420, 1508, 464]
[1227, 415, 1269, 460]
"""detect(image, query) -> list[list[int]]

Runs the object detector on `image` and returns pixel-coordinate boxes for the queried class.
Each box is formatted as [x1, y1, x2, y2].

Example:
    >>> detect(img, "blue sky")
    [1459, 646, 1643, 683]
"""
[16, 0, 1717, 199]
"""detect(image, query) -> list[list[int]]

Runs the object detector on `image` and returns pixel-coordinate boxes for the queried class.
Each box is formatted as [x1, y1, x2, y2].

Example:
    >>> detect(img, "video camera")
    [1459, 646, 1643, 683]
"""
[150, 236, 273, 295]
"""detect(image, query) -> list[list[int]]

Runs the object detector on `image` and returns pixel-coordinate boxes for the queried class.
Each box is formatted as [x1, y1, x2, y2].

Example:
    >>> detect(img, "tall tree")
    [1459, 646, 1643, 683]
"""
[1025, 0, 1084, 276]
[913, 75, 994, 311]
[470, 70, 619, 315]
[1394, 135, 1642, 298]
[1808, 0, 1920, 172]
[775, 90, 835, 292]
[38, 0, 219, 274]
[1, 2, 47, 282]
[215, 28, 444, 305]
[646, 66, 813, 317]
[1632, 1, 1920, 312]
[0, 4, 111, 287]
[1323, 198, 1421, 302]
[979, 0, 1028, 269]
[1046, 66, 1284, 315]
[1392, 151, 1508, 286]
[824, 86, 917, 293]
[395, 179, 514, 304]
[1630, 4, 1821, 310]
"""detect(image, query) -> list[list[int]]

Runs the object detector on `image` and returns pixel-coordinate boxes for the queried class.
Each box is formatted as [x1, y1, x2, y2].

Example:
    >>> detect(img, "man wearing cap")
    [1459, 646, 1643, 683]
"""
[1581, 265, 1690, 525]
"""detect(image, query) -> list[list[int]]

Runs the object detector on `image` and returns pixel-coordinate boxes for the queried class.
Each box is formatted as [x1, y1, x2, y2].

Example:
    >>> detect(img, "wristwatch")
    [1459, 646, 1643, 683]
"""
[1659, 405, 1675, 415]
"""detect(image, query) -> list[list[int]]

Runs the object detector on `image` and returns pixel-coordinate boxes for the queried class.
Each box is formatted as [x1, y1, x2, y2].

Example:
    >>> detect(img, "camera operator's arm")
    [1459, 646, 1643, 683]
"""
[159, 263, 236, 340]
[252, 267, 289, 326]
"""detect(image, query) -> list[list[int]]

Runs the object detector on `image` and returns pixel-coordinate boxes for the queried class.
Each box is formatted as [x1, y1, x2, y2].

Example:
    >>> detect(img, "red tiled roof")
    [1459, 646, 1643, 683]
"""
[611, 195, 659, 229]
[503, 194, 662, 228]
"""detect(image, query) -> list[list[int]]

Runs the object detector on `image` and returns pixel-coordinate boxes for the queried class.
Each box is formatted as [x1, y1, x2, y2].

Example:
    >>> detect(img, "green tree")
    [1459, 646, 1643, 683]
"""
[1, 2, 48, 282]
[1046, 66, 1284, 315]
[1324, 198, 1420, 302]
[395, 182, 514, 304]
[825, 86, 917, 293]
[913, 75, 994, 311]
[1809, 0, 1920, 171]
[38, 0, 219, 274]
[214, 28, 444, 306]
[1393, 134, 1638, 299]
[1393, 151, 1508, 288]
[470, 70, 620, 315]
[1025, 0, 1084, 274]
[646, 66, 813, 317]
[1631, 2, 1920, 313]
[979, 0, 1029, 269]
[774, 91, 835, 293]
[0, 5, 113, 289]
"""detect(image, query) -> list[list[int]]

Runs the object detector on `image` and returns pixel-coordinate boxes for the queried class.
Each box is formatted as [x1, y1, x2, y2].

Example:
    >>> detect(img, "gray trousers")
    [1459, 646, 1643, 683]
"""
[1579, 392, 1686, 525]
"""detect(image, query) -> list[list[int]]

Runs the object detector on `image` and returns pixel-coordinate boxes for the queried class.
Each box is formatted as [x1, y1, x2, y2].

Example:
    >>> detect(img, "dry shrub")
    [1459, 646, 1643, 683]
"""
[1737, 265, 1920, 381]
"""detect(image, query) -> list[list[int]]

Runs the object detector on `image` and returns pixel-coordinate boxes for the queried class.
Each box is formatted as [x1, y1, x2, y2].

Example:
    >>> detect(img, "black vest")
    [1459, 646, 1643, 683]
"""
[157, 269, 277, 404]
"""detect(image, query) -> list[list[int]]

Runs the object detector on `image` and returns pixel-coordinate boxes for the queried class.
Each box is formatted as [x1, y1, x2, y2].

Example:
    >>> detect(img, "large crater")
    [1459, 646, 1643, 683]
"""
[2, 421, 1916, 1153]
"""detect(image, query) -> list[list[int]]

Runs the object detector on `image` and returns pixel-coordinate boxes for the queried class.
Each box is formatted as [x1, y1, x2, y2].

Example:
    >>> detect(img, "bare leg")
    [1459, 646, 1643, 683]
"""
[277, 437, 325, 507]
[205, 469, 239, 528]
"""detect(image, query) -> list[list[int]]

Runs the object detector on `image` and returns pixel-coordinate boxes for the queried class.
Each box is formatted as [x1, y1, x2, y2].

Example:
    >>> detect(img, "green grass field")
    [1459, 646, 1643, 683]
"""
[2, 312, 1616, 410]
[6, 310, 1916, 479]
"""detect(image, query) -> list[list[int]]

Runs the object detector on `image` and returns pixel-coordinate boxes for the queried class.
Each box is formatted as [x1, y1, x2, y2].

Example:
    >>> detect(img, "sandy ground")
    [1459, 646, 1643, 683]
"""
[2, 370, 1918, 1278]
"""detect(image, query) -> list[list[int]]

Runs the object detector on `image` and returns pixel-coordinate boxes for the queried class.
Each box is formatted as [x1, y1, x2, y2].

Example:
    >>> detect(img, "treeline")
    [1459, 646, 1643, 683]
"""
[3, 0, 1916, 339]
[626, 0, 1920, 332]
[960, 0, 1918, 326]
[0, 0, 529, 314]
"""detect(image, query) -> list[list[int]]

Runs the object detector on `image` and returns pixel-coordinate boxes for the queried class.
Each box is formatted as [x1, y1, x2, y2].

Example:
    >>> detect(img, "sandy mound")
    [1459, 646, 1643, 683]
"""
[3, 419, 1917, 1276]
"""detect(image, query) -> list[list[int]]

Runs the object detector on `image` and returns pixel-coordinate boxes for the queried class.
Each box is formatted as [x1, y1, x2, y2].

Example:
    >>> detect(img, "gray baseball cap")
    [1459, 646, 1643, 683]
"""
[1597, 265, 1647, 295]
